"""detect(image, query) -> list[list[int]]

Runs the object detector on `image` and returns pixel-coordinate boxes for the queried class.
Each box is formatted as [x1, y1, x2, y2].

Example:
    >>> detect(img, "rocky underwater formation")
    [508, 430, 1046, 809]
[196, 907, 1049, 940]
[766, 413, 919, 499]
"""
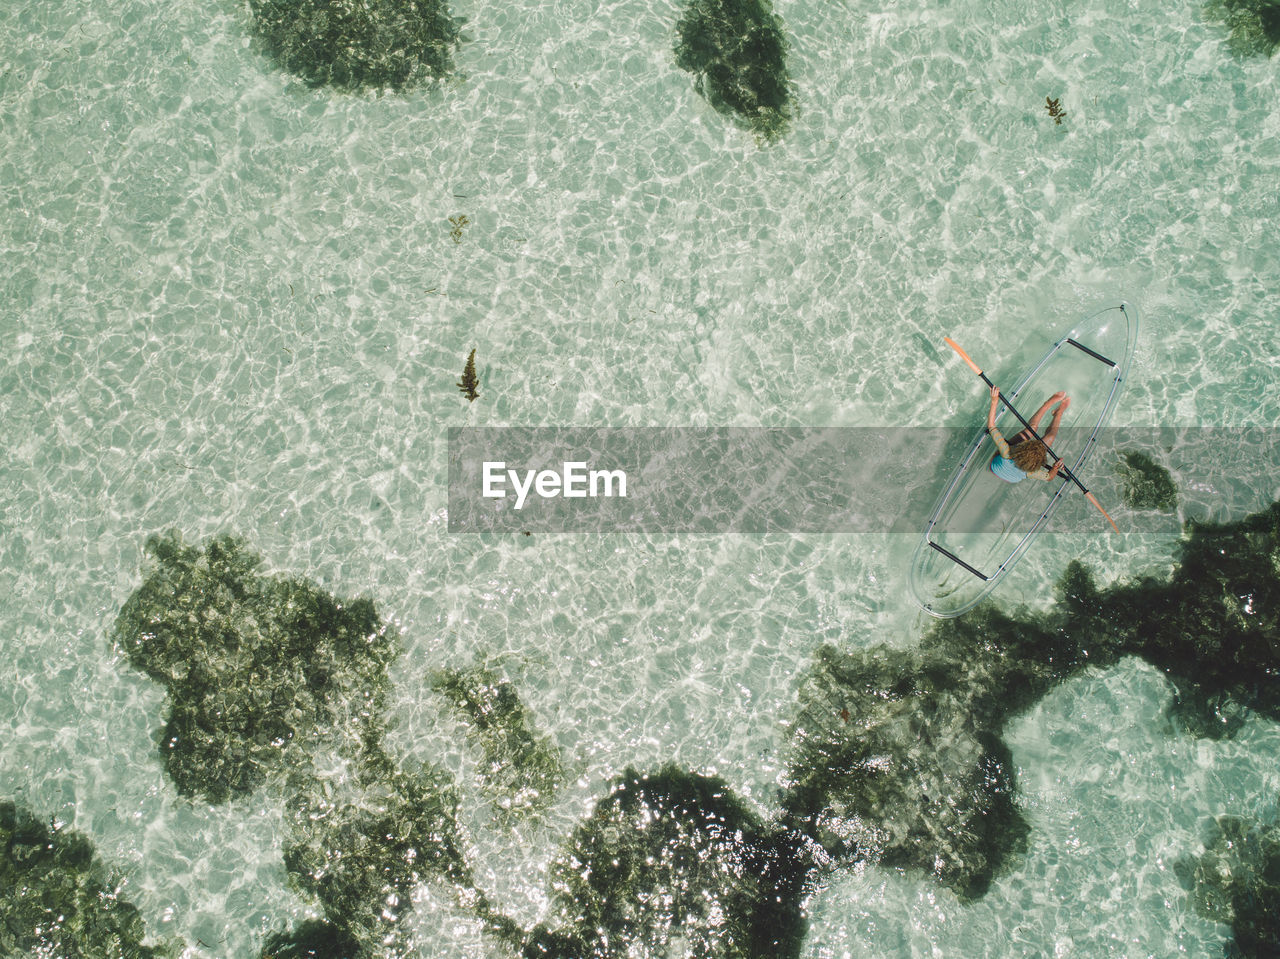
[433, 663, 565, 817]
[8, 491, 1278, 956]
[523, 764, 812, 958]
[1179, 804, 1280, 958]
[0, 800, 177, 958]
[1205, 0, 1280, 57]
[1116, 449, 1178, 511]
[112, 531, 399, 804]
[109, 532, 522, 957]
[674, 0, 795, 143]
[780, 502, 1280, 955]
[248, 0, 462, 91]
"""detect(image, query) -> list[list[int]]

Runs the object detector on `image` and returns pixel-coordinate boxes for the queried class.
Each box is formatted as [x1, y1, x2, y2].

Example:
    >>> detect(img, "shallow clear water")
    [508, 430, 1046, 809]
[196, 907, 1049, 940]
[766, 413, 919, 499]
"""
[1, 0, 1278, 952]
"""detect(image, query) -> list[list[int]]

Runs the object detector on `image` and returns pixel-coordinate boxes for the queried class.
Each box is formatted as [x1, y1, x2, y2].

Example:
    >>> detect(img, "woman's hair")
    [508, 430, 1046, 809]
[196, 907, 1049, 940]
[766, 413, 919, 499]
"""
[1010, 439, 1048, 472]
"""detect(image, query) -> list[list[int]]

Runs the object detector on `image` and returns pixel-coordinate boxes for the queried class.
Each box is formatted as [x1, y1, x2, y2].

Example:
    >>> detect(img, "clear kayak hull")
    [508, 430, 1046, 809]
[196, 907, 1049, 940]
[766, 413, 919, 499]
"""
[908, 302, 1139, 618]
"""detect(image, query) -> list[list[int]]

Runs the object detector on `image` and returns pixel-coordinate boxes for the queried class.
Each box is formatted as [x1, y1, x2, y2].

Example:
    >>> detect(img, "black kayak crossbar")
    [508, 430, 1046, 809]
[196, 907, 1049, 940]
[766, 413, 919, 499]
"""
[928, 540, 988, 581]
[1066, 337, 1117, 367]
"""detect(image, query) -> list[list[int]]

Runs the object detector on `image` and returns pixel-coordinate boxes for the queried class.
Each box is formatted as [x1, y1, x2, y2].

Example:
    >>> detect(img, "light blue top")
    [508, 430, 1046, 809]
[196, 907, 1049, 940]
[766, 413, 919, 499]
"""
[987, 427, 1050, 484]
[989, 453, 1026, 483]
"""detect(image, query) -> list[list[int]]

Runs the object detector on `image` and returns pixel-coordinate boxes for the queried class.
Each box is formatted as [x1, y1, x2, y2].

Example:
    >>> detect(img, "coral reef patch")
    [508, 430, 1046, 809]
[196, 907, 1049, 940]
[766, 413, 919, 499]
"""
[1061, 503, 1280, 736]
[259, 918, 364, 959]
[1179, 807, 1280, 958]
[525, 764, 812, 958]
[781, 613, 1064, 901]
[1205, 0, 1280, 57]
[432, 664, 564, 815]
[104, 494, 1280, 956]
[113, 531, 398, 803]
[248, 0, 462, 91]
[0, 799, 177, 958]
[674, 0, 794, 142]
[280, 759, 473, 951]
[782, 500, 1280, 903]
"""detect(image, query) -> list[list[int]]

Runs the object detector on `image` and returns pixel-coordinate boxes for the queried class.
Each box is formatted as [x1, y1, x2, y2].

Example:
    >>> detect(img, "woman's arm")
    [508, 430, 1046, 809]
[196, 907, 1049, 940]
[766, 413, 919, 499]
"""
[1029, 460, 1064, 481]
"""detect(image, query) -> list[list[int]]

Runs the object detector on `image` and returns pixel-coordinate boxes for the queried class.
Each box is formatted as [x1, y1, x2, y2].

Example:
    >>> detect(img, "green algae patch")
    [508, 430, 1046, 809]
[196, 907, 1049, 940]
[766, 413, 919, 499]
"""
[777, 490, 1280, 905]
[1206, 0, 1280, 57]
[783, 634, 1035, 902]
[527, 764, 811, 958]
[674, 0, 794, 143]
[260, 918, 364, 959]
[249, 0, 462, 91]
[281, 761, 471, 950]
[0, 800, 179, 959]
[432, 664, 564, 816]
[1179, 810, 1280, 957]
[113, 532, 398, 803]
[1116, 450, 1178, 511]
[1074, 504, 1280, 736]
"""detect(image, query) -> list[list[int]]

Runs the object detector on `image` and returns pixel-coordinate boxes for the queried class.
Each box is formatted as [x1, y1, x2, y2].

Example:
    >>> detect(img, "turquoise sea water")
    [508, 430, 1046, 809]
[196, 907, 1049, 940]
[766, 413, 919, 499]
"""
[2, 0, 1279, 953]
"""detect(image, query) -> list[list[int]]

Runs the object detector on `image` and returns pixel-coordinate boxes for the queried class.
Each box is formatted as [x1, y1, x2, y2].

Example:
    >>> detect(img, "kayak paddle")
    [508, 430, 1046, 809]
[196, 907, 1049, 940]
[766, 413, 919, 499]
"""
[944, 336, 1120, 533]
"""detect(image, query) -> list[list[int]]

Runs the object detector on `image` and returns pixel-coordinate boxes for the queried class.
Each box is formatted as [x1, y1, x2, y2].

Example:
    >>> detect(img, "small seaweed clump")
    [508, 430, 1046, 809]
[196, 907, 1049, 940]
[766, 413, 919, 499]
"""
[525, 765, 812, 958]
[432, 664, 564, 815]
[1116, 450, 1178, 511]
[0, 800, 178, 958]
[1205, 0, 1280, 57]
[249, 0, 461, 91]
[674, 0, 794, 142]
[1178, 809, 1280, 957]
[113, 532, 398, 803]
[457, 347, 480, 402]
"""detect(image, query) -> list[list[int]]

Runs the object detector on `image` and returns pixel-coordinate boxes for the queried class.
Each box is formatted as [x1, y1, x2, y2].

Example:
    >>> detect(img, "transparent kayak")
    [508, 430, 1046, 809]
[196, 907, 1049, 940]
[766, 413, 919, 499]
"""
[908, 302, 1139, 618]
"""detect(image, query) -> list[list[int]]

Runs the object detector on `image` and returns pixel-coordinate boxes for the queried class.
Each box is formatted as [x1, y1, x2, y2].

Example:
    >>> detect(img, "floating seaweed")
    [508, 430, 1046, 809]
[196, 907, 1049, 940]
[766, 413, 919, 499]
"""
[1205, 0, 1280, 57]
[248, 0, 462, 91]
[449, 214, 470, 244]
[1116, 450, 1178, 511]
[526, 764, 812, 958]
[112, 532, 398, 803]
[1045, 95, 1067, 125]
[0, 800, 179, 958]
[458, 347, 480, 402]
[432, 664, 564, 815]
[674, 0, 794, 143]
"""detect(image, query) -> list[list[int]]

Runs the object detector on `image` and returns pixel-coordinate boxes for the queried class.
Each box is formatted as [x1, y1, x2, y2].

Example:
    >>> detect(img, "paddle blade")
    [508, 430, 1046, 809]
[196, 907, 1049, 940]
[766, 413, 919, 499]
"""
[944, 337, 983, 376]
[1087, 492, 1120, 533]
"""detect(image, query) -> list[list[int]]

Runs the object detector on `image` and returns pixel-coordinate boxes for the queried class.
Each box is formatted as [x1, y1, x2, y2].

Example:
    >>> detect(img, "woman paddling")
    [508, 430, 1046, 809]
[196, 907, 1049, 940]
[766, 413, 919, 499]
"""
[987, 386, 1070, 483]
